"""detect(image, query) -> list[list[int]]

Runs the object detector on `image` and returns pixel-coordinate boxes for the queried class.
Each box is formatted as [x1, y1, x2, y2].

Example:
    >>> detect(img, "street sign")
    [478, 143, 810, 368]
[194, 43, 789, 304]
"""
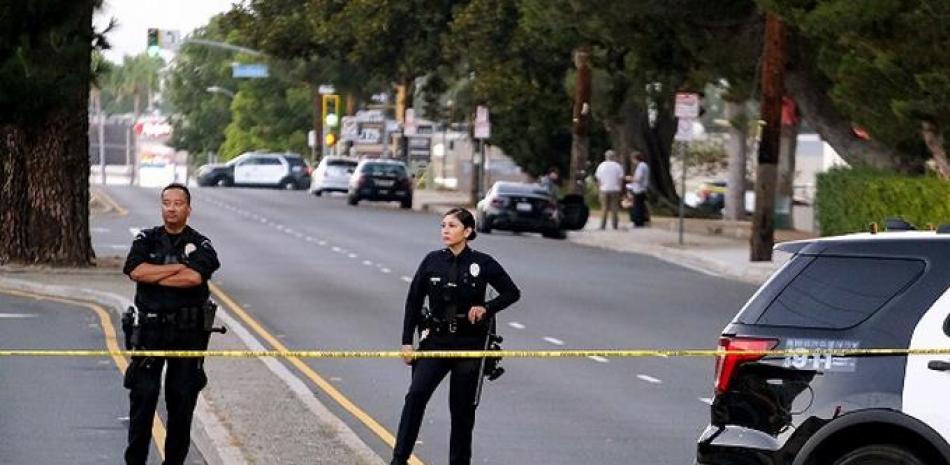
[674, 118, 694, 141]
[474, 105, 490, 139]
[308, 130, 317, 148]
[318, 84, 335, 95]
[340, 116, 358, 142]
[404, 108, 417, 136]
[159, 30, 181, 50]
[232, 63, 269, 79]
[674, 92, 700, 119]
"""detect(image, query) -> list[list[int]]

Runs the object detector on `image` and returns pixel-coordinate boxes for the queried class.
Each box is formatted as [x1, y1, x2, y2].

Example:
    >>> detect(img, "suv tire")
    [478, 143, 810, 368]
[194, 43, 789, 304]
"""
[542, 228, 566, 240]
[347, 195, 359, 206]
[216, 176, 233, 187]
[311, 189, 322, 197]
[831, 444, 925, 465]
[476, 212, 492, 234]
[400, 197, 412, 209]
[280, 178, 298, 190]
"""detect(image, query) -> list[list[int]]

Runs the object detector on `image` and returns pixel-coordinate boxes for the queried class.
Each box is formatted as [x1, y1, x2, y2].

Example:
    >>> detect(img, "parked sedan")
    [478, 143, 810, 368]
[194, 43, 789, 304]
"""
[476, 182, 564, 239]
[310, 156, 358, 196]
[347, 159, 413, 208]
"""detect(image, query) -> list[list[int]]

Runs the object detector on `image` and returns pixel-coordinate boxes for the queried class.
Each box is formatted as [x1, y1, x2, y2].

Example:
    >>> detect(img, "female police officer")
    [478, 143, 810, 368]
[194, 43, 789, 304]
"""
[391, 207, 521, 465]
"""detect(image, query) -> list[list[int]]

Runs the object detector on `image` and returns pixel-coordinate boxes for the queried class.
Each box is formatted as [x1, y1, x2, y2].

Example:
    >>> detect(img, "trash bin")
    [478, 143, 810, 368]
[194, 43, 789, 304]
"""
[559, 194, 589, 231]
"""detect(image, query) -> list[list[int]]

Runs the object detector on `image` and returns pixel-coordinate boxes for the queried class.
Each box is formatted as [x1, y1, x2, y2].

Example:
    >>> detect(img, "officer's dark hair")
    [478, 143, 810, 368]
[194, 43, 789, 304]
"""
[443, 207, 477, 241]
[161, 183, 191, 205]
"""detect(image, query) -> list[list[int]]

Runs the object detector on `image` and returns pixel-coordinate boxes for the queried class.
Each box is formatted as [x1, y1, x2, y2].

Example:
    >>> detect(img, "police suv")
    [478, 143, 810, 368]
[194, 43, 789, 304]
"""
[697, 220, 950, 465]
[196, 152, 310, 190]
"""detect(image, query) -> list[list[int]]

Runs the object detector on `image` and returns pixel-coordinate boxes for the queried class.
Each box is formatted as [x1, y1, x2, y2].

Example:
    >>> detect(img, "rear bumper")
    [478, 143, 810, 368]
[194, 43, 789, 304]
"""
[311, 178, 349, 192]
[486, 211, 558, 231]
[696, 425, 782, 465]
[353, 187, 411, 200]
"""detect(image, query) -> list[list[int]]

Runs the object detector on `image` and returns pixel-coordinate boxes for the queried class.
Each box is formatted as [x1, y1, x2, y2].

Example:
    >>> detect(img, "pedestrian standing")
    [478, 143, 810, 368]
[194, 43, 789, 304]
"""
[594, 150, 624, 230]
[539, 166, 561, 197]
[122, 183, 220, 465]
[391, 207, 521, 465]
[628, 152, 651, 227]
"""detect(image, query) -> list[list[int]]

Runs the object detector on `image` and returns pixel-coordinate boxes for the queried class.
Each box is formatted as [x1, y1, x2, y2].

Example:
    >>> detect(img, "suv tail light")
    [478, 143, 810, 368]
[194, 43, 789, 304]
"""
[714, 337, 778, 395]
[490, 198, 507, 208]
[356, 175, 368, 187]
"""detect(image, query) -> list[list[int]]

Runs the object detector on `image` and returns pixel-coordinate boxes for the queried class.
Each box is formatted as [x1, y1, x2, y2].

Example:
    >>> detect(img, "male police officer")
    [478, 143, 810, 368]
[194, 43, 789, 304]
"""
[122, 183, 220, 465]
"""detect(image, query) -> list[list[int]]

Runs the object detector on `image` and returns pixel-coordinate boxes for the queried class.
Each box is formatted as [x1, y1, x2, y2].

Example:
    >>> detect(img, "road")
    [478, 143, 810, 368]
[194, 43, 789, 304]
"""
[0, 291, 178, 465]
[92, 185, 757, 465]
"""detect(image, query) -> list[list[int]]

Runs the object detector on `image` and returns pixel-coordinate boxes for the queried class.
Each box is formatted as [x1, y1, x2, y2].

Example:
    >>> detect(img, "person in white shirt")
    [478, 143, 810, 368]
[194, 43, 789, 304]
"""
[594, 150, 624, 230]
[626, 152, 651, 227]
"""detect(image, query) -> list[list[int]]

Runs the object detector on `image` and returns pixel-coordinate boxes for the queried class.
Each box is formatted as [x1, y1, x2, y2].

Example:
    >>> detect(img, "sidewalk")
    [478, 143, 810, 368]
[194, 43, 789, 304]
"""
[414, 189, 812, 285]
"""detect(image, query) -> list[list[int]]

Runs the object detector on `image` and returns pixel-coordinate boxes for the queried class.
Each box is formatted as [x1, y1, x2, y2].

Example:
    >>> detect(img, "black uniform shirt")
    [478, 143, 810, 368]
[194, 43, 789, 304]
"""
[123, 225, 220, 312]
[403, 246, 520, 346]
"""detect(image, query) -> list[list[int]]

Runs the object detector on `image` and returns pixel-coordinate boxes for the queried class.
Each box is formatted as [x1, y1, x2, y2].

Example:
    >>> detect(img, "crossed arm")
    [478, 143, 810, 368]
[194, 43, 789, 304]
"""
[129, 263, 203, 288]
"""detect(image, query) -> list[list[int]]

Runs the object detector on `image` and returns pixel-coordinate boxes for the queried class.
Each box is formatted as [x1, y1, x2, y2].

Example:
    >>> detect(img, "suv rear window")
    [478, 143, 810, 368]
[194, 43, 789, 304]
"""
[361, 163, 406, 177]
[286, 157, 306, 168]
[328, 159, 357, 168]
[739, 256, 924, 329]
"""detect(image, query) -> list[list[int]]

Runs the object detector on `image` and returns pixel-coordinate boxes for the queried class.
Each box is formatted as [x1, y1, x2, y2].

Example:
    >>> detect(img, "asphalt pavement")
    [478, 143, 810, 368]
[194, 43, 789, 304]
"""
[88, 185, 758, 465]
[0, 291, 169, 465]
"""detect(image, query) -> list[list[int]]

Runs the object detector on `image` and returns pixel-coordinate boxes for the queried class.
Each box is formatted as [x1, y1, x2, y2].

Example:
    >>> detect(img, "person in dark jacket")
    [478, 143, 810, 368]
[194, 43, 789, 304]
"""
[391, 207, 521, 465]
[122, 183, 220, 465]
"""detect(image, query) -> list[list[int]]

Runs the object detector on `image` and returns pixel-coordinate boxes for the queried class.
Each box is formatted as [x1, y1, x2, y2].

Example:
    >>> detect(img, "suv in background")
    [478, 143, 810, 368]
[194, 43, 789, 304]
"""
[196, 152, 310, 190]
[697, 221, 950, 465]
[347, 159, 413, 208]
[309, 156, 358, 196]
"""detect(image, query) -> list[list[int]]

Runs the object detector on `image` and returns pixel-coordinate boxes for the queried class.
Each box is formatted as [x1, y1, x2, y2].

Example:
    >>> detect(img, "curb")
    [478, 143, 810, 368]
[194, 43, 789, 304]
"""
[0, 275, 247, 465]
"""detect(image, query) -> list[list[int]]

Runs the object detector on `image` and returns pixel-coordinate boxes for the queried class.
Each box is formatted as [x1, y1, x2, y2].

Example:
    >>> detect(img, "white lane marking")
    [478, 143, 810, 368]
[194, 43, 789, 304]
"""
[332, 247, 343, 253]
[91, 227, 110, 233]
[276, 225, 286, 231]
[401, 276, 413, 283]
[588, 356, 609, 363]
[305, 237, 314, 242]
[543, 337, 565, 346]
[330, 377, 342, 382]
[259, 218, 267, 224]
[380, 268, 391, 274]
[106, 244, 129, 249]
[699, 397, 713, 405]
[361, 260, 373, 265]
[294, 233, 304, 239]
[318, 241, 327, 246]
[637, 374, 662, 384]
[508, 321, 526, 330]
[0, 313, 37, 318]
[128, 227, 140, 237]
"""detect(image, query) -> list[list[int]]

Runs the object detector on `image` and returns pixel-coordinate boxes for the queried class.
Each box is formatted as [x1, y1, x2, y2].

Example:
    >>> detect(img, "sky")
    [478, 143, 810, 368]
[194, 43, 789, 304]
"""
[94, 0, 238, 63]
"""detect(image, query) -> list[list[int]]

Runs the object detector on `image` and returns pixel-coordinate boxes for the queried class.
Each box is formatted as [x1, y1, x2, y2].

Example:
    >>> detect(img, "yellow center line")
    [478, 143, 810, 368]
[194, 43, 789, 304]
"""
[0, 288, 166, 461]
[209, 282, 425, 465]
[92, 187, 129, 217]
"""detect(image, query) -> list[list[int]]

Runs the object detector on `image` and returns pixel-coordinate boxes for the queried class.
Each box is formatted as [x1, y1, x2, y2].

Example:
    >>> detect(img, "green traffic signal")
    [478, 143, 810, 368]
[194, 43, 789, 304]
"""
[147, 28, 159, 48]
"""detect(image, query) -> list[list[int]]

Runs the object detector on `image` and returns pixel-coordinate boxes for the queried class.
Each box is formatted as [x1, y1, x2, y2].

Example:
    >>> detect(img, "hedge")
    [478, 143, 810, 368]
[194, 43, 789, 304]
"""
[815, 167, 950, 236]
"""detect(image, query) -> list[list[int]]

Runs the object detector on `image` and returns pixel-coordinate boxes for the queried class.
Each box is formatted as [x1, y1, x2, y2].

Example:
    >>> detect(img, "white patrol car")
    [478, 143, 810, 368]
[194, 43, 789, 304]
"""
[697, 220, 950, 465]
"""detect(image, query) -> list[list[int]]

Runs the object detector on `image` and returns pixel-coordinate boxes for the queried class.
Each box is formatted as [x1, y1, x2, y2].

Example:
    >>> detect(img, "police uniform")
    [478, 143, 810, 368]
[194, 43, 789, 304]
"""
[392, 246, 520, 465]
[122, 225, 220, 465]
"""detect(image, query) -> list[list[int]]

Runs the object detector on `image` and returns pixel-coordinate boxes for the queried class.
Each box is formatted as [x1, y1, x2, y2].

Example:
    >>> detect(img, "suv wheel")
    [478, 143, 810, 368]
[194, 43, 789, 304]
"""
[216, 176, 232, 187]
[400, 197, 412, 209]
[832, 445, 925, 465]
[542, 228, 566, 240]
[476, 212, 492, 234]
[311, 189, 322, 197]
[281, 178, 297, 190]
[347, 195, 359, 206]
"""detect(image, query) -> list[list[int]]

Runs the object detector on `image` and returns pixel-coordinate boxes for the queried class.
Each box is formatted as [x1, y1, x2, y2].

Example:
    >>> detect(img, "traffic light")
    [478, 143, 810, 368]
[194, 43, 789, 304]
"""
[147, 28, 159, 48]
[324, 132, 338, 147]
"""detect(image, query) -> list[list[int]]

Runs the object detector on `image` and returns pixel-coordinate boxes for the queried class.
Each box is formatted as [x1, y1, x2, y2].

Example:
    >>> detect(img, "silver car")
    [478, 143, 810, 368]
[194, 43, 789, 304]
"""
[309, 156, 358, 196]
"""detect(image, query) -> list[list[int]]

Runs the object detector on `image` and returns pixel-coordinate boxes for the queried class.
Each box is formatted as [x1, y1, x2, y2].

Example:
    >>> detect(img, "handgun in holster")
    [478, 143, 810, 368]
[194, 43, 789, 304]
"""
[121, 306, 141, 350]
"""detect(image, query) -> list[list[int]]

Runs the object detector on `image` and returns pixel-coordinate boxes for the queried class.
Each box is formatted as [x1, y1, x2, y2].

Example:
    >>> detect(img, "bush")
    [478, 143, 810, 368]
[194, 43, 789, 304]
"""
[816, 167, 950, 236]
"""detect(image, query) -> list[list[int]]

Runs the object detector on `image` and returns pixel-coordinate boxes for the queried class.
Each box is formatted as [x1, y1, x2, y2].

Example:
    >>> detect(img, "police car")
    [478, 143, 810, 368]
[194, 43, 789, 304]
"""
[196, 152, 311, 190]
[697, 220, 950, 465]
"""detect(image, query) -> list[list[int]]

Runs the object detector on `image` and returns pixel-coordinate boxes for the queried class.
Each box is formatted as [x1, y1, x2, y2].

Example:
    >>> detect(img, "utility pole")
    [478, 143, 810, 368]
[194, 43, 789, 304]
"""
[569, 46, 592, 194]
[750, 14, 786, 261]
[95, 89, 106, 185]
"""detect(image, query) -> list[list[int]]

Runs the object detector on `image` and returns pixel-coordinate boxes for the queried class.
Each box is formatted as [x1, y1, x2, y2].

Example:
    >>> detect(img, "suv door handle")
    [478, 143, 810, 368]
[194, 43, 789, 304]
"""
[927, 360, 950, 371]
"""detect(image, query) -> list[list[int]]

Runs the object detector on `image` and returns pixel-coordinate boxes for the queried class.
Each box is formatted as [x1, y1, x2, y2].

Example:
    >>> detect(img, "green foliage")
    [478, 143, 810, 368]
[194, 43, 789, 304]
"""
[815, 168, 950, 236]
[165, 17, 236, 160]
[218, 79, 311, 160]
[0, 0, 103, 123]
[100, 53, 165, 114]
[763, 0, 949, 167]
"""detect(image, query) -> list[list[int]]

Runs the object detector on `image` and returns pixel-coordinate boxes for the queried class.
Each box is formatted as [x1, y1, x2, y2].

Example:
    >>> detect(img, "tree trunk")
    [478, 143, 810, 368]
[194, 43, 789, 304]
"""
[0, 17, 95, 265]
[784, 33, 913, 172]
[724, 99, 749, 220]
[751, 14, 786, 262]
[776, 98, 800, 230]
[921, 122, 950, 180]
[569, 46, 592, 194]
[629, 104, 679, 208]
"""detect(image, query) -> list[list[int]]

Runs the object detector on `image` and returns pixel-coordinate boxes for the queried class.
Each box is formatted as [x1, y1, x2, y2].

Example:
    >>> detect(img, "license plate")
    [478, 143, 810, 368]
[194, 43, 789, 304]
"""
[376, 180, 395, 187]
[516, 202, 532, 212]
[378, 189, 390, 195]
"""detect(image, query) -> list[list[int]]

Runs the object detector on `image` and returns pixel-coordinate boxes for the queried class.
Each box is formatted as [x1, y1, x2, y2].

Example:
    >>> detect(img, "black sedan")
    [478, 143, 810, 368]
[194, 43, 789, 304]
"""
[476, 182, 565, 239]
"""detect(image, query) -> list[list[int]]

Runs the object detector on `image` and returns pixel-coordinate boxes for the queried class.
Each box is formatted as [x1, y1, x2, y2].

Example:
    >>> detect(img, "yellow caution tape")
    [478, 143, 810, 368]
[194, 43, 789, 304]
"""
[2, 348, 950, 358]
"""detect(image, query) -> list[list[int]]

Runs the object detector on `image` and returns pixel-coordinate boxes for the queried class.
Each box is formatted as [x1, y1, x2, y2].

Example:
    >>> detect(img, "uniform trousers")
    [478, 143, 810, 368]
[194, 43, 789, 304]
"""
[392, 343, 482, 465]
